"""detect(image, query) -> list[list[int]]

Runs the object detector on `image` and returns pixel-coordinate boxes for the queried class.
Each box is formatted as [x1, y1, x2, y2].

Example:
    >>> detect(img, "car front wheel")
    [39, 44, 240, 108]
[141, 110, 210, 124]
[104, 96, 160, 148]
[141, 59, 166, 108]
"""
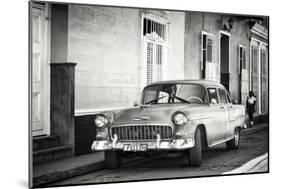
[226, 127, 240, 150]
[188, 128, 202, 166]
[104, 150, 122, 169]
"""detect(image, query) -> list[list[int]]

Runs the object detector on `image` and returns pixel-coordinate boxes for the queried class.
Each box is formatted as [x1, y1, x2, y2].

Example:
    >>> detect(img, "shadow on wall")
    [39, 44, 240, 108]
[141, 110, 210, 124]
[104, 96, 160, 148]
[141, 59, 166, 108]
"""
[75, 115, 97, 156]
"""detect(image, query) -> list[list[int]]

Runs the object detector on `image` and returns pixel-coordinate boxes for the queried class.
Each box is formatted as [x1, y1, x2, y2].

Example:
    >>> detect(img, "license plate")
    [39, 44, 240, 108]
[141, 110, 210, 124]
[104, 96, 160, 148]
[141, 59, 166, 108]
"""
[123, 144, 148, 152]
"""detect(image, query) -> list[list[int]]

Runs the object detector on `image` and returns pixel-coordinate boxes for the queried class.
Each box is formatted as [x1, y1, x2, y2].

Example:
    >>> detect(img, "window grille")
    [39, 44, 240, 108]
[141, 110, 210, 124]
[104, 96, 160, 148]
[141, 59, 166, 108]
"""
[143, 18, 166, 41]
[143, 16, 167, 85]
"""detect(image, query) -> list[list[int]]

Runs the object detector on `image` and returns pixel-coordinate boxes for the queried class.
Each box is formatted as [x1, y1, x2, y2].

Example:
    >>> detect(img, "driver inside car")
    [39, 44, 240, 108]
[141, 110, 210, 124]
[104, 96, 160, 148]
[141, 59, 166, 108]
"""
[168, 85, 177, 103]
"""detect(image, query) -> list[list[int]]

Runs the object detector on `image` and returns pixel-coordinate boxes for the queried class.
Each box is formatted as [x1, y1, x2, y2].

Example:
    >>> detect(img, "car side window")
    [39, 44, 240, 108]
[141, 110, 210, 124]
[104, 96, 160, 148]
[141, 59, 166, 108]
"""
[218, 88, 228, 104]
[207, 88, 218, 104]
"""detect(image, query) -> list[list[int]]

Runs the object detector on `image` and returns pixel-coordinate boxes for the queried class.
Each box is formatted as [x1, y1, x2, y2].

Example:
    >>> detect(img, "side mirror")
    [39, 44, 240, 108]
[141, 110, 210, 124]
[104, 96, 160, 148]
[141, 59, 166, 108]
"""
[211, 98, 217, 104]
[133, 100, 138, 107]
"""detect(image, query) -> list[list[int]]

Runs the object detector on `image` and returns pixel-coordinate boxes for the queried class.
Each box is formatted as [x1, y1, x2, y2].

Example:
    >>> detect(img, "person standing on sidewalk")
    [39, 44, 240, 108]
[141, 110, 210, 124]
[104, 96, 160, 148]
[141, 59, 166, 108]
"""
[246, 91, 256, 127]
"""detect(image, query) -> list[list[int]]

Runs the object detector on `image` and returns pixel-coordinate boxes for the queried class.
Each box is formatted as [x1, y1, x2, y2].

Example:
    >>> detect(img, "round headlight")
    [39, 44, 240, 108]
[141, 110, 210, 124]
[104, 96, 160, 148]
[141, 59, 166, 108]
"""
[173, 113, 188, 126]
[95, 115, 109, 128]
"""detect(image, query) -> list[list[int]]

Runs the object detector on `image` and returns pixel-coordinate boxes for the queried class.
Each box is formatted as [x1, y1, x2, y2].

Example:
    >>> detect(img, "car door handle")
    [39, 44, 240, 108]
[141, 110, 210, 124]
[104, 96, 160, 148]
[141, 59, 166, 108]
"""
[220, 106, 225, 109]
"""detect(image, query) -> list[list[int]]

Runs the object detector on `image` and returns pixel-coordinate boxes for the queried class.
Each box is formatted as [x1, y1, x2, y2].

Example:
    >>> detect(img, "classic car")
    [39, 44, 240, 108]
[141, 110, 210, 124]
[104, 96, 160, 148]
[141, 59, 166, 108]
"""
[91, 80, 246, 168]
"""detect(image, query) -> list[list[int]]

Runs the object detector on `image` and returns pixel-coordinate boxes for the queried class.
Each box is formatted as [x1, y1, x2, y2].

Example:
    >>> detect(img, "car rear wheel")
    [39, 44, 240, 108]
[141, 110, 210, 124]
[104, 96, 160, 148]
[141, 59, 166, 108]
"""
[104, 150, 122, 169]
[188, 128, 202, 166]
[226, 127, 240, 150]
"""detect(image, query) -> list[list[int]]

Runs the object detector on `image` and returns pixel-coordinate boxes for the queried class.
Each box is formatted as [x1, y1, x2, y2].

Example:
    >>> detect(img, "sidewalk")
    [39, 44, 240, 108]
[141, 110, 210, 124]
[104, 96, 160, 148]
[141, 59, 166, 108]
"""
[33, 122, 268, 187]
[223, 153, 268, 174]
[33, 152, 104, 187]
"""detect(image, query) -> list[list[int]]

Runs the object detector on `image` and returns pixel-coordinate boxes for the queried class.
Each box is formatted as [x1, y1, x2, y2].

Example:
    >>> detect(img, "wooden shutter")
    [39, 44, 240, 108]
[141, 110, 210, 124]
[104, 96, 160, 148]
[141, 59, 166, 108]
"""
[202, 34, 207, 78]
[143, 16, 167, 85]
[146, 42, 153, 84]
[206, 37, 213, 63]
[260, 47, 268, 114]
[251, 44, 259, 113]
[155, 44, 163, 81]
[242, 48, 246, 69]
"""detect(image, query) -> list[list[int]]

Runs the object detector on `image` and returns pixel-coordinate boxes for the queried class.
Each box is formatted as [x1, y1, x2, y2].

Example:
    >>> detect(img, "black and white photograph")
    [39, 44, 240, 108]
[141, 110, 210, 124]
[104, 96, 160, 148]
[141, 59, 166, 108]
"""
[28, 0, 269, 188]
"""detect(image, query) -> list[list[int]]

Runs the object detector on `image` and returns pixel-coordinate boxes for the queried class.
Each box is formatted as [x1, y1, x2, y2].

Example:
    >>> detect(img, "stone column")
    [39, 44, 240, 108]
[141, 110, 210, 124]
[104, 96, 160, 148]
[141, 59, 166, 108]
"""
[50, 62, 77, 155]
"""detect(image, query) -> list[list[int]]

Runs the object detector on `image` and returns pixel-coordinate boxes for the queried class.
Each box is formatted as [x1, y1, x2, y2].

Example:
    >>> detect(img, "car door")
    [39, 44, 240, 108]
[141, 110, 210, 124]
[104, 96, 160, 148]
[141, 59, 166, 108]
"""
[225, 92, 236, 139]
[207, 88, 227, 144]
[218, 88, 230, 140]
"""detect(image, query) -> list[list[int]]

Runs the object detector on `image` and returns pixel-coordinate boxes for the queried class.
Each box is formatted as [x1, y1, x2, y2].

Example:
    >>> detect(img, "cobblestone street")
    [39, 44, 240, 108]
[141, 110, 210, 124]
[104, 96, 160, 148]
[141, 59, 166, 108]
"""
[51, 125, 268, 186]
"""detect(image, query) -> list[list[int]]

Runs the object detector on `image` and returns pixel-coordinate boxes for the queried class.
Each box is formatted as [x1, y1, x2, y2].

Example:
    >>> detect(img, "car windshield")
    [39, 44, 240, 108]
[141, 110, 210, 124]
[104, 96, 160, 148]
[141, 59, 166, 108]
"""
[142, 84, 207, 105]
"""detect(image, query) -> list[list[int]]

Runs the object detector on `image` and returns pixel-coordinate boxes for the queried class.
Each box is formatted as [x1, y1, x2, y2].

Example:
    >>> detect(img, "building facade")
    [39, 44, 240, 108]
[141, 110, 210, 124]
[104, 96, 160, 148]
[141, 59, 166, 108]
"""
[31, 2, 268, 161]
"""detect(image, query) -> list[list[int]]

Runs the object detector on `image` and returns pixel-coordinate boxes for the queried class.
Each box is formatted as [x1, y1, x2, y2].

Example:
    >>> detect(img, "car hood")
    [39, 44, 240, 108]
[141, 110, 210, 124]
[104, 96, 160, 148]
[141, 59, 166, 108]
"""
[111, 103, 204, 125]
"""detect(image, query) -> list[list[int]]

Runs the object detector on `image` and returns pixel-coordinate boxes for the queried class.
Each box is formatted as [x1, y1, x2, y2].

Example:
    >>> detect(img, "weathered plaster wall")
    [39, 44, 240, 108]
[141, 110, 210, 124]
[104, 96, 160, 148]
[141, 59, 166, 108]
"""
[184, 12, 203, 79]
[51, 4, 68, 63]
[184, 12, 222, 81]
[68, 5, 141, 112]
[167, 11, 185, 80]
[67, 5, 251, 111]
[68, 6, 185, 113]
[227, 18, 250, 104]
[184, 12, 251, 101]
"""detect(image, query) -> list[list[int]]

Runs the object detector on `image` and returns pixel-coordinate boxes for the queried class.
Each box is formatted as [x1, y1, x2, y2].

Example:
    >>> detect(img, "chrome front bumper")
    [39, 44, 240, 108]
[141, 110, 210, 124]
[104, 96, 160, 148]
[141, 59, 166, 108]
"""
[91, 137, 195, 151]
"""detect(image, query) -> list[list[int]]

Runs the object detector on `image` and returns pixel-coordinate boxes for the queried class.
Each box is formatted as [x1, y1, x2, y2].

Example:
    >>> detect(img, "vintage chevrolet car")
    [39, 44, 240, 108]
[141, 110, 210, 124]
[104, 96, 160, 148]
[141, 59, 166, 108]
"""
[91, 80, 246, 168]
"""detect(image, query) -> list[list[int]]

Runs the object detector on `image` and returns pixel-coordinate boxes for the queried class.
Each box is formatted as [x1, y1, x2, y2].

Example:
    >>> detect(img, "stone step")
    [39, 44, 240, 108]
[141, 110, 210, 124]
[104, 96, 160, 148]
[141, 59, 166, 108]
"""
[33, 135, 61, 151]
[33, 145, 73, 164]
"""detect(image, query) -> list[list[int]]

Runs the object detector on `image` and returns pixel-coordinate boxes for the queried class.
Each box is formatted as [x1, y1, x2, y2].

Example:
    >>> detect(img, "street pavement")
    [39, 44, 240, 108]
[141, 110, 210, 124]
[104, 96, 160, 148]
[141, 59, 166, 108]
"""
[50, 123, 268, 186]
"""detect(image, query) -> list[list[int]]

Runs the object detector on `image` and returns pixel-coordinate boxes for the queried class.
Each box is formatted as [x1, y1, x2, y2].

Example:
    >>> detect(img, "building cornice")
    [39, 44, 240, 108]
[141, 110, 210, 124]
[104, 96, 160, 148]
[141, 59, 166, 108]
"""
[251, 23, 268, 40]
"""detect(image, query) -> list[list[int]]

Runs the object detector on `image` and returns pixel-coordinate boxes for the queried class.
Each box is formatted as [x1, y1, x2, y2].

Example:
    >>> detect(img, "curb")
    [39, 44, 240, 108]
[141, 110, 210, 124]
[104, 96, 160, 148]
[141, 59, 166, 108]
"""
[241, 124, 268, 136]
[223, 153, 268, 174]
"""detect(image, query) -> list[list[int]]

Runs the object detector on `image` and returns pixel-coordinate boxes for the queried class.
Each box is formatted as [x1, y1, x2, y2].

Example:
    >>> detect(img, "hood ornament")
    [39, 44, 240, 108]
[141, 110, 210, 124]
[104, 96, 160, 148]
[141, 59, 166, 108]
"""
[133, 116, 150, 121]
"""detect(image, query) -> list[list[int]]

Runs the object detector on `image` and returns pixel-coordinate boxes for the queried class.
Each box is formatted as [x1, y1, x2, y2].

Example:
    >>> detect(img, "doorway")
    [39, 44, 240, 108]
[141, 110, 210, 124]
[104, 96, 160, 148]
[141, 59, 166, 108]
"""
[220, 33, 230, 91]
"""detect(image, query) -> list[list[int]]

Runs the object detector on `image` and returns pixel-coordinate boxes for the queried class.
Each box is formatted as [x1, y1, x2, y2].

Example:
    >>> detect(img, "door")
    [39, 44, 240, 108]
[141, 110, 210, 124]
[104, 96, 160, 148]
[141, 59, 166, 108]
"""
[220, 33, 230, 91]
[218, 88, 234, 139]
[32, 4, 50, 136]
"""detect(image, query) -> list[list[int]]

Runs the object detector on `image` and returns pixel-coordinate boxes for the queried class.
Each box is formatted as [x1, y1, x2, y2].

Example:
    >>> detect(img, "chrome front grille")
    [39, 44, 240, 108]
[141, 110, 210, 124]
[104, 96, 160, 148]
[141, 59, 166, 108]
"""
[111, 125, 173, 141]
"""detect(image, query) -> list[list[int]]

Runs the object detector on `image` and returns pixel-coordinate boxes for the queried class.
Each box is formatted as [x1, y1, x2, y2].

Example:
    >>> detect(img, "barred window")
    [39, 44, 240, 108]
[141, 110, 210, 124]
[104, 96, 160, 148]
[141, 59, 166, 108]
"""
[143, 16, 167, 85]
[143, 18, 166, 40]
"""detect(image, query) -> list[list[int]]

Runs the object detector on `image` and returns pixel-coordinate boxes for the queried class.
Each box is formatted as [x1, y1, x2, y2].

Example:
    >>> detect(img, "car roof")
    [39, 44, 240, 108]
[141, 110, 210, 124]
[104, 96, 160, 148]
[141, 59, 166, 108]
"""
[145, 79, 226, 89]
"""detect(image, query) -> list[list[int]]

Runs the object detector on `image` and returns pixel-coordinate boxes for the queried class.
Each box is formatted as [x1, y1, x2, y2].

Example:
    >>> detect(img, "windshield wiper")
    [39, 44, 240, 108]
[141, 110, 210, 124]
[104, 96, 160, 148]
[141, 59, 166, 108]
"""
[174, 96, 190, 104]
[145, 96, 167, 105]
